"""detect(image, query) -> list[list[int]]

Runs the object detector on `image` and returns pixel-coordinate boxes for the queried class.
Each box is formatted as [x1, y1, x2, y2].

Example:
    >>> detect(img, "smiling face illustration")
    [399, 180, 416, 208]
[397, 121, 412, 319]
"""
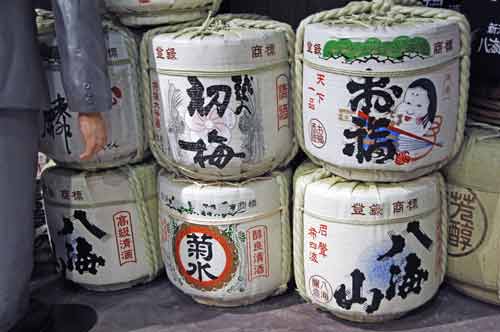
[398, 87, 430, 128]
[392, 78, 440, 161]
[395, 78, 437, 136]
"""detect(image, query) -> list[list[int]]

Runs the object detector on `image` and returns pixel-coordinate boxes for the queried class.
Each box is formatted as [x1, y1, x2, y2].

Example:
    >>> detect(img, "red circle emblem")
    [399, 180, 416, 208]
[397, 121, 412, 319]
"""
[174, 224, 237, 291]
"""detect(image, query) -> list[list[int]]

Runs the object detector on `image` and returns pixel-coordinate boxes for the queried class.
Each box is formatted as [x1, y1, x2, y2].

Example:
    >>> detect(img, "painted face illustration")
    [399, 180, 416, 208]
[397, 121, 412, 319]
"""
[393, 78, 439, 160]
[397, 87, 431, 126]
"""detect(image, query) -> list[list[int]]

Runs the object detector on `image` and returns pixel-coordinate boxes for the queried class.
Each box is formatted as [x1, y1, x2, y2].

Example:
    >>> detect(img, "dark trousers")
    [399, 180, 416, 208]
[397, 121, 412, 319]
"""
[0, 110, 40, 330]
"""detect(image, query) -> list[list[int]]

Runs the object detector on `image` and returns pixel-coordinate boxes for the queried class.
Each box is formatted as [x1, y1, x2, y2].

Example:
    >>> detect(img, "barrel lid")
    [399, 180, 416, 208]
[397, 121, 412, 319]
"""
[303, 19, 460, 73]
[302, 168, 440, 223]
[444, 124, 500, 193]
[150, 21, 288, 72]
[159, 172, 282, 223]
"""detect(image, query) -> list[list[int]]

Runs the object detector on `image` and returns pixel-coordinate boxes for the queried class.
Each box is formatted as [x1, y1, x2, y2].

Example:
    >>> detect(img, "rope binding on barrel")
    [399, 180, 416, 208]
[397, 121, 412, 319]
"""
[293, 0, 471, 182]
[140, 15, 298, 181]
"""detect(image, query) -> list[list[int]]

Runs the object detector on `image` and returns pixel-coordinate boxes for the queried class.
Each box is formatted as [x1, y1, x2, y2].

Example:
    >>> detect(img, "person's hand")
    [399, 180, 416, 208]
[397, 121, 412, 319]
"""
[78, 112, 108, 160]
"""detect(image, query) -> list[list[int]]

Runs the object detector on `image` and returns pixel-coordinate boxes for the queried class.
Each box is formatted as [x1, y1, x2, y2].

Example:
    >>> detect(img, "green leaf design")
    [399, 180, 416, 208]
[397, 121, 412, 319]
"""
[322, 35, 431, 61]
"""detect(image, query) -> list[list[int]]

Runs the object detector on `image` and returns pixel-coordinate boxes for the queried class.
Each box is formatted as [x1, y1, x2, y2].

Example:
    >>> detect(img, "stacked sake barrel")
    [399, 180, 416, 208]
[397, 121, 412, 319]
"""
[37, 17, 164, 291]
[293, 0, 470, 322]
[441, 2, 500, 306]
[38, 18, 148, 170]
[103, 0, 223, 27]
[443, 122, 500, 305]
[42, 163, 162, 291]
[142, 16, 297, 306]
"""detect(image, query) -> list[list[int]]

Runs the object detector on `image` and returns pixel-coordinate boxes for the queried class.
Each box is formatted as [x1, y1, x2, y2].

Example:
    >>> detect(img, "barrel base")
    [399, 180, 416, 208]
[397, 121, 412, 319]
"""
[192, 290, 277, 307]
[75, 275, 156, 292]
[313, 292, 439, 323]
[447, 278, 500, 306]
[329, 310, 405, 323]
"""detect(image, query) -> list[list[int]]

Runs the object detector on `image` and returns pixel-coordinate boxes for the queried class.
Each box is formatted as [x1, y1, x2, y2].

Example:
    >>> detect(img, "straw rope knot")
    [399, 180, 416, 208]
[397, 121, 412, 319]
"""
[173, 12, 230, 39]
[372, 0, 393, 15]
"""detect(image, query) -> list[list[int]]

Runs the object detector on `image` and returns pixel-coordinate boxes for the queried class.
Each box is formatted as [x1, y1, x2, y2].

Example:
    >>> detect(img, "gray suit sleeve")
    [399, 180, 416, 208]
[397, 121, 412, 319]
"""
[51, 0, 112, 113]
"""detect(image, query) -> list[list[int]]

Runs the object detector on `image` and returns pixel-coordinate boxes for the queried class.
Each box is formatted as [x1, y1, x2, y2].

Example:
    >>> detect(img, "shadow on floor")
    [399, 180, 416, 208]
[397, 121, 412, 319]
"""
[49, 304, 98, 332]
[34, 277, 500, 332]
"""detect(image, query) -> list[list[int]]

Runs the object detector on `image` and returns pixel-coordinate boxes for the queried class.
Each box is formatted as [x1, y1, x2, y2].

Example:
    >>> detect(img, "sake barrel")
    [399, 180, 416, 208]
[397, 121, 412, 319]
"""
[143, 17, 297, 181]
[294, 0, 470, 182]
[38, 21, 148, 171]
[293, 162, 447, 322]
[42, 162, 163, 291]
[158, 169, 292, 306]
[104, 0, 222, 27]
[444, 123, 500, 305]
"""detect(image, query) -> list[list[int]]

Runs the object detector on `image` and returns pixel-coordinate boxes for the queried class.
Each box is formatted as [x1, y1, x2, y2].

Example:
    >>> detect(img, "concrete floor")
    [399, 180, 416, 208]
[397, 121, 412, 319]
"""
[32, 275, 500, 332]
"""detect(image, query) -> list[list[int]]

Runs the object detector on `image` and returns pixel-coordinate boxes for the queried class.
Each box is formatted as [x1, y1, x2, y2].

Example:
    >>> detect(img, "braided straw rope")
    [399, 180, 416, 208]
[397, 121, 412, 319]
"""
[216, 13, 271, 22]
[293, 0, 471, 182]
[273, 171, 292, 296]
[293, 164, 448, 304]
[105, 0, 223, 26]
[36, 18, 149, 171]
[106, 0, 221, 15]
[437, 172, 448, 284]
[141, 15, 298, 181]
[125, 162, 163, 279]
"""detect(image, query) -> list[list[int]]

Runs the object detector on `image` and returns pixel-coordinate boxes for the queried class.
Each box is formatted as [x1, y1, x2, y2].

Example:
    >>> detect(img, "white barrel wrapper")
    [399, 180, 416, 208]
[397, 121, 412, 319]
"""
[301, 20, 461, 180]
[39, 23, 147, 170]
[158, 169, 291, 306]
[148, 23, 294, 180]
[42, 162, 162, 291]
[294, 162, 446, 322]
[104, 0, 218, 27]
[444, 125, 500, 305]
